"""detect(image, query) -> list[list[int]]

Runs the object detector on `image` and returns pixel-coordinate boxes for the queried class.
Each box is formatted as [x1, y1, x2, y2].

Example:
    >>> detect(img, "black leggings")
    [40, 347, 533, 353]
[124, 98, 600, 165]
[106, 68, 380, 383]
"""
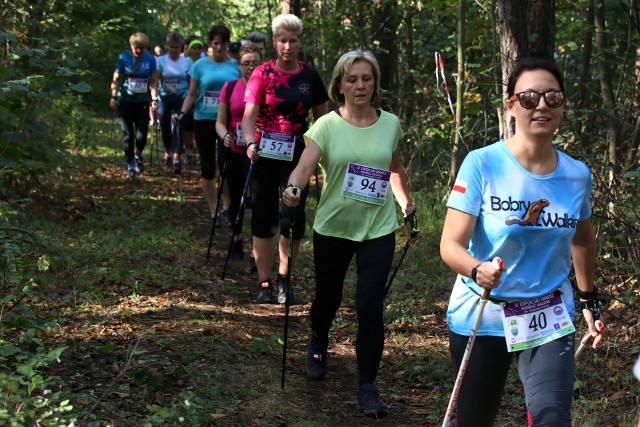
[250, 155, 308, 239]
[449, 332, 575, 427]
[118, 101, 149, 163]
[159, 94, 185, 154]
[310, 231, 395, 385]
[226, 150, 250, 235]
[193, 119, 217, 180]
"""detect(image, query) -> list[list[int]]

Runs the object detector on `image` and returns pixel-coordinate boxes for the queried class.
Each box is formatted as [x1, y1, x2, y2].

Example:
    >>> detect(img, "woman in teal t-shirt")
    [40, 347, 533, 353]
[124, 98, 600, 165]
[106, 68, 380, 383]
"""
[282, 49, 417, 419]
[178, 25, 240, 224]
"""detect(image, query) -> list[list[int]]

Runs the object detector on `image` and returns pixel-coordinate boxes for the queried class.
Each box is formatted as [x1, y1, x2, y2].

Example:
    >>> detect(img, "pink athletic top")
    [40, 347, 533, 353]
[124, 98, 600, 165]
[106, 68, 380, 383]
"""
[244, 59, 328, 142]
[219, 78, 247, 154]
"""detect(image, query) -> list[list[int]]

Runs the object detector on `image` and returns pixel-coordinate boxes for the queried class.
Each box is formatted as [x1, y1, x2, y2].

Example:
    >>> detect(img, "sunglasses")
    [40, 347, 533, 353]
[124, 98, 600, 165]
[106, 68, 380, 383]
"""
[509, 90, 565, 109]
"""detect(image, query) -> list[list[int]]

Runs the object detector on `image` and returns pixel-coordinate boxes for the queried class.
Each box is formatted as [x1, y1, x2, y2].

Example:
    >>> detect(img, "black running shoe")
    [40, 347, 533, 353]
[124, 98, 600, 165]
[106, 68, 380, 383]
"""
[172, 162, 181, 175]
[305, 334, 327, 380]
[230, 239, 243, 260]
[256, 279, 274, 304]
[357, 383, 389, 418]
[276, 274, 299, 305]
[222, 208, 231, 227]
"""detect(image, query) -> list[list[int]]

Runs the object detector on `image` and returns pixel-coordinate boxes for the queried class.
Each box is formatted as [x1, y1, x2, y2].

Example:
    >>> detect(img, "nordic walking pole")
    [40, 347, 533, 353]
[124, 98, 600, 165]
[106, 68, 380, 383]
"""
[149, 112, 157, 166]
[574, 320, 604, 360]
[171, 119, 185, 210]
[314, 166, 321, 202]
[205, 148, 230, 263]
[109, 106, 118, 146]
[383, 241, 410, 298]
[281, 185, 298, 390]
[220, 162, 255, 281]
[384, 210, 420, 298]
[442, 257, 504, 427]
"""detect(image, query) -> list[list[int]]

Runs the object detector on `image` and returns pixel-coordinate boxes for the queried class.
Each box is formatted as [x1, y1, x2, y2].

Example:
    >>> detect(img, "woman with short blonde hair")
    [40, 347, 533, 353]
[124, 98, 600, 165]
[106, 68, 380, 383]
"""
[109, 32, 158, 179]
[271, 13, 303, 36]
[242, 14, 328, 304]
[129, 32, 149, 47]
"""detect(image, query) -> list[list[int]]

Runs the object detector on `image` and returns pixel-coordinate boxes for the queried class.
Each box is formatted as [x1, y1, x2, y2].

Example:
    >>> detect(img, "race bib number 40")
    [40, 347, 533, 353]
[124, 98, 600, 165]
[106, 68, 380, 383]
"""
[501, 292, 575, 352]
[341, 163, 391, 206]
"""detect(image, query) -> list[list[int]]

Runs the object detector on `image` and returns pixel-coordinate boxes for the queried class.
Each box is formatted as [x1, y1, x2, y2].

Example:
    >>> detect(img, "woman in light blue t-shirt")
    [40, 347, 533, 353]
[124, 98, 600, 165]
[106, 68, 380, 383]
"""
[440, 57, 604, 427]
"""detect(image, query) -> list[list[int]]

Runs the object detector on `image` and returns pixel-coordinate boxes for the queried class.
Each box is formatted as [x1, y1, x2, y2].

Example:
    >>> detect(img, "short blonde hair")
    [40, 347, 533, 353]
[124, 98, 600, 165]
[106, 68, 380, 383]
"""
[129, 32, 149, 48]
[328, 49, 381, 105]
[271, 14, 303, 37]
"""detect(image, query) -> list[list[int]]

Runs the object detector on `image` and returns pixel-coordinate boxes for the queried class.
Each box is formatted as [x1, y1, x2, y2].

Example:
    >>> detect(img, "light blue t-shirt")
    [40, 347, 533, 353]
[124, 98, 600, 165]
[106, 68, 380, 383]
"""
[188, 58, 240, 121]
[446, 140, 592, 336]
[156, 54, 191, 98]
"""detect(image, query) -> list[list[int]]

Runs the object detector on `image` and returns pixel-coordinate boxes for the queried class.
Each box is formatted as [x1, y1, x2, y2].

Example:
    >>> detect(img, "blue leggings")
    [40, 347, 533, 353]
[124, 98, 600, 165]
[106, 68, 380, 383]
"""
[449, 332, 575, 427]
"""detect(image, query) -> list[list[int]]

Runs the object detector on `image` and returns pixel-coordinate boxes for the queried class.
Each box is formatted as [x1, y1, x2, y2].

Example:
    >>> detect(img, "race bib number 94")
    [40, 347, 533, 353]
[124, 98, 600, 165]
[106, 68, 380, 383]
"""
[341, 163, 391, 206]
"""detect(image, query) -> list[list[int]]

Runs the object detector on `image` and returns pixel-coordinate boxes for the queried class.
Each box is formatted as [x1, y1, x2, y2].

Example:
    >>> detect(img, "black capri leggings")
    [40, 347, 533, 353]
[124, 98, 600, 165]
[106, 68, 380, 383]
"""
[310, 231, 395, 385]
[193, 119, 217, 180]
[449, 331, 575, 427]
[226, 150, 250, 235]
[250, 141, 307, 239]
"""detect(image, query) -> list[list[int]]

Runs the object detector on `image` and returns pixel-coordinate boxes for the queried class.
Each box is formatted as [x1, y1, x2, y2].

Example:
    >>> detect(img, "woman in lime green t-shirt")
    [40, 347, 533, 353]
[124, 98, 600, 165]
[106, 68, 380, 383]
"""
[282, 49, 418, 418]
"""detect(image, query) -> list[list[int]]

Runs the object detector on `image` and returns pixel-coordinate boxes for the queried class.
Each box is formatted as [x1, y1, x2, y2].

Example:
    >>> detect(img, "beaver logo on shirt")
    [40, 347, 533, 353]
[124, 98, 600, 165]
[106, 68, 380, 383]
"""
[505, 199, 550, 226]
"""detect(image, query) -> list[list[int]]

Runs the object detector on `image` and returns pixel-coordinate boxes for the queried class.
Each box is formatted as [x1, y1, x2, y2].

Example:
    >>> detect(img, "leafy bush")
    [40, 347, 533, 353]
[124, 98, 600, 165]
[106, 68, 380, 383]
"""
[0, 229, 72, 426]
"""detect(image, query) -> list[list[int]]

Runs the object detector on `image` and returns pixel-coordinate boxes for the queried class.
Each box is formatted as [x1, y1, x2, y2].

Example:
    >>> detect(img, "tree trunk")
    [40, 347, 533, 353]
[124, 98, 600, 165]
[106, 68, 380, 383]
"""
[372, 0, 397, 109]
[497, 0, 556, 138]
[577, 0, 595, 110]
[497, 0, 528, 138]
[626, 45, 640, 167]
[528, 0, 555, 60]
[280, 0, 302, 16]
[449, 0, 466, 187]
[594, 0, 619, 172]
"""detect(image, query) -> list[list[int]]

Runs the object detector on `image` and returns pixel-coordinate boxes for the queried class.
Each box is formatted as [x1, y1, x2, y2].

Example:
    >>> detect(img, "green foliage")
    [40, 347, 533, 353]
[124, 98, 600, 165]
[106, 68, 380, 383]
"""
[0, 230, 72, 426]
[0, 30, 92, 194]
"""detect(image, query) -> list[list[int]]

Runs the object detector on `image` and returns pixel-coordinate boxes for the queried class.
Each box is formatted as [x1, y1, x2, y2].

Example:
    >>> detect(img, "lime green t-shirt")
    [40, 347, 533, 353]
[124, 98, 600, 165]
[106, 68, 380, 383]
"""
[304, 110, 403, 242]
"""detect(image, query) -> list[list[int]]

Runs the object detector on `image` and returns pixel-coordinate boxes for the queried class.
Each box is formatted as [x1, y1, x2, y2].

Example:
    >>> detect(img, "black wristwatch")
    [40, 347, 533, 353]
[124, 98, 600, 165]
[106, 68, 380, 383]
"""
[470, 263, 482, 282]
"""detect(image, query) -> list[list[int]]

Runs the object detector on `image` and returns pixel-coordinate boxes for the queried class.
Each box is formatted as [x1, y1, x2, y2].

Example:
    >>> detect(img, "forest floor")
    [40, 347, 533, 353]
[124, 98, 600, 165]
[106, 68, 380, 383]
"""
[4, 121, 640, 426]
